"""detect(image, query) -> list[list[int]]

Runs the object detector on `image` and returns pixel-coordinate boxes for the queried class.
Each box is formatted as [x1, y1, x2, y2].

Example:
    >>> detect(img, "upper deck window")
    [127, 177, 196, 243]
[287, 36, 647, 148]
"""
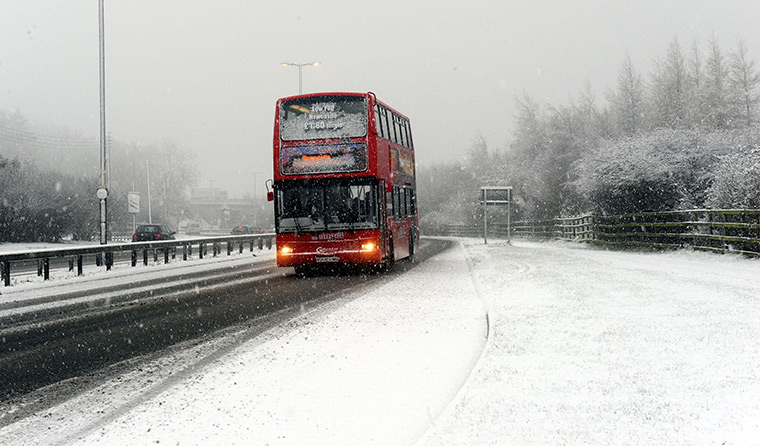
[280, 96, 368, 141]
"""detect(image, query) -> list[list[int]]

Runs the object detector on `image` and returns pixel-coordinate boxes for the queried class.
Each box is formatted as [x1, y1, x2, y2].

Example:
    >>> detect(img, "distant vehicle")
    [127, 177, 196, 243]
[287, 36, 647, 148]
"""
[230, 225, 254, 235]
[132, 224, 176, 242]
[186, 221, 202, 235]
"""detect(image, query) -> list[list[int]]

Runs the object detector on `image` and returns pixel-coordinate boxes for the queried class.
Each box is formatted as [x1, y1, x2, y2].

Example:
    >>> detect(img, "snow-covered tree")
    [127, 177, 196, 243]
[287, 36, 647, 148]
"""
[728, 40, 760, 127]
[700, 38, 731, 129]
[649, 39, 690, 129]
[609, 55, 647, 136]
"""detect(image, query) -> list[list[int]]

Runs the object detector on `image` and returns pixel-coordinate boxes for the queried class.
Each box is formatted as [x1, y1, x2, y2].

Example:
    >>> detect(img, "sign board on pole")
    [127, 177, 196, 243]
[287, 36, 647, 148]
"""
[479, 186, 513, 245]
[479, 186, 512, 204]
[128, 192, 140, 214]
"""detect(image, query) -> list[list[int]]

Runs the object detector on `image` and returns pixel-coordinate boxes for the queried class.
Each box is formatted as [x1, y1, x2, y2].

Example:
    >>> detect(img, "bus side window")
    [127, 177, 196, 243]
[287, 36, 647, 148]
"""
[405, 121, 414, 150]
[392, 186, 400, 220]
[405, 188, 412, 216]
[386, 190, 393, 218]
[375, 105, 385, 139]
[400, 119, 408, 148]
[388, 112, 398, 144]
[400, 187, 407, 218]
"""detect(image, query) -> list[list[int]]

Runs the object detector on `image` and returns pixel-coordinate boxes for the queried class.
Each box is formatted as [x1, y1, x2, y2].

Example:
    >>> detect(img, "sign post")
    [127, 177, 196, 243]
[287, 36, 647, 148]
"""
[479, 186, 513, 244]
[128, 192, 140, 233]
[96, 187, 108, 244]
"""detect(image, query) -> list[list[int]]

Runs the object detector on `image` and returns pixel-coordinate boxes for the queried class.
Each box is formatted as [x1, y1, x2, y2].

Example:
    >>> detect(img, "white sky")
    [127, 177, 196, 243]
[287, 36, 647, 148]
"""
[2, 0, 759, 195]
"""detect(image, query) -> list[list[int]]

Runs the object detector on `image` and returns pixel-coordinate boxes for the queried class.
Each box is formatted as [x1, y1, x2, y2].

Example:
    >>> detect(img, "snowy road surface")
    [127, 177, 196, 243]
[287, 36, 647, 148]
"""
[1, 238, 759, 445]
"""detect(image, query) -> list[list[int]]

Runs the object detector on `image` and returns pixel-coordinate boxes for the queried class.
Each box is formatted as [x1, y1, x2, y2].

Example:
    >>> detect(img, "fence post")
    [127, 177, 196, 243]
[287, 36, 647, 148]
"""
[2, 261, 9, 287]
[77, 255, 84, 276]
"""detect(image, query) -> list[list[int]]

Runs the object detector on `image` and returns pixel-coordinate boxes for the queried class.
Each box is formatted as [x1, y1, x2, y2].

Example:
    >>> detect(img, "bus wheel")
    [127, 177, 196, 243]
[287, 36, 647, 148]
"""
[383, 237, 394, 271]
[294, 265, 311, 277]
[408, 233, 416, 261]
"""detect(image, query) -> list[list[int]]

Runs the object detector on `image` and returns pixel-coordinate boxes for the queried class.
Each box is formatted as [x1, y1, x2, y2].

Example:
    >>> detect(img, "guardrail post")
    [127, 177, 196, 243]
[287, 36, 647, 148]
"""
[43, 258, 50, 280]
[153, 249, 158, 263]
[239, 242, 243, 254]
[131, 250, 137, 267]
[164, 248, 169, 264]
[69, 258, 74, 272]
[183, 245, 188, 261]
[227, 241, 232, 256]
[96, 253, 102, 267]
[2, 261, 9, 287]
[199, 243, 204, 259]
[77, 255, 83, 276]
[37, 259, 43, 277]
[267, 237, 272, 250]
[105, 252, 113, 271]
[258, 238, 263, 250]
[143, 249, 149, 266]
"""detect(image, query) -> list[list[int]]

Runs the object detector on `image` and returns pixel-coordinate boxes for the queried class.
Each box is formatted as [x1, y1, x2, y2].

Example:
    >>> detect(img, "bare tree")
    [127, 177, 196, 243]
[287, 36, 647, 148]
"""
[728, 40, 760, 126]
[609, 55, 646, 136]
[701, 37, 731, 129]
[649, 39, 690, 129]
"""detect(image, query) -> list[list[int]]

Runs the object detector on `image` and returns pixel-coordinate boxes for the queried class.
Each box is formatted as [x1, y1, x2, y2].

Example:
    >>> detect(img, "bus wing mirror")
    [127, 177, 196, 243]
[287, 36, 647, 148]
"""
[265, 179, 274, 201]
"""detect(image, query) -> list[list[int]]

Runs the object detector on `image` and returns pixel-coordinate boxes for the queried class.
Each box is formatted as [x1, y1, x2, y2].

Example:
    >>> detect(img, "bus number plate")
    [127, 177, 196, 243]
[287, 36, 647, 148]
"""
[316, 256, 340, 263]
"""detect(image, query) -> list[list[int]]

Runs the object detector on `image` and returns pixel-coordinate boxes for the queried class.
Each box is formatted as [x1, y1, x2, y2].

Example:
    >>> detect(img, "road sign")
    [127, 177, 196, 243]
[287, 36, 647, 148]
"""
[479, 186, 512, 204]
[479, 186, 513, 244]
[128, 192, 140, 214]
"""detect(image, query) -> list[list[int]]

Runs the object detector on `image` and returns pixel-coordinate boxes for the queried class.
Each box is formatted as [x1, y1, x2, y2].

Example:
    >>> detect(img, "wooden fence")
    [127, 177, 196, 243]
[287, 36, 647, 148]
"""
[432, 209, 760, 257]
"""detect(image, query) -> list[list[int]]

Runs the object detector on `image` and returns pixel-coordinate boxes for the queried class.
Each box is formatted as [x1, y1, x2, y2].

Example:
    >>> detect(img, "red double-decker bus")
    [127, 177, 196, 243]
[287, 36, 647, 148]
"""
[268, 92, 418, 274]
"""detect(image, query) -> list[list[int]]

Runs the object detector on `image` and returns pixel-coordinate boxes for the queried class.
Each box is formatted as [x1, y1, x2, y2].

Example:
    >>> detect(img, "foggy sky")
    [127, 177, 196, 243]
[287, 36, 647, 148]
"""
[2, 0, 759, 196]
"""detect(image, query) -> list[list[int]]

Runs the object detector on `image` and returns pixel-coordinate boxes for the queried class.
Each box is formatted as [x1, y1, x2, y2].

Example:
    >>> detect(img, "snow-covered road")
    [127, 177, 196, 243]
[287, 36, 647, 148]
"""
[1, 238, 759, 445]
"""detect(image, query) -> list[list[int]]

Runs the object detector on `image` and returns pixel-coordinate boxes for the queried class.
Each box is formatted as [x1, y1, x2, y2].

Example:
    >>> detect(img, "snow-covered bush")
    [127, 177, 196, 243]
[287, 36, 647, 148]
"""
[574, 129, 726, 215]
[706, 126, 760, 208]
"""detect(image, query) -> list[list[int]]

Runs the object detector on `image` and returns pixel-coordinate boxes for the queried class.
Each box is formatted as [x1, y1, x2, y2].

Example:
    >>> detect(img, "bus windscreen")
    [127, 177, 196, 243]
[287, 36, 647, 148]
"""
[279, 96, 368, 141]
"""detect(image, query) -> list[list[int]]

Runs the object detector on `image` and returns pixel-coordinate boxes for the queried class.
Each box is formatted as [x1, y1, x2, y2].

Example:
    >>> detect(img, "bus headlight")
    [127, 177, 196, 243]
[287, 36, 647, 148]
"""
[280, 246, 294, 255]
[360, 242, 376, 251]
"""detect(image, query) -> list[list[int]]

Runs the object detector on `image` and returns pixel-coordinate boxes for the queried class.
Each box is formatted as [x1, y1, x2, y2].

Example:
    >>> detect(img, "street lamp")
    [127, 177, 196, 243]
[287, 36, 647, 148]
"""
[280, 61, 320, 94]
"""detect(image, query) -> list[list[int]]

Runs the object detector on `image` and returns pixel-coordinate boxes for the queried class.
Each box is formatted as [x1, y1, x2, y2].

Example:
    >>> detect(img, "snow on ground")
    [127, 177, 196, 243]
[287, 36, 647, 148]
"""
[1, 238, 759, 445]
[425, 239, 760, 446]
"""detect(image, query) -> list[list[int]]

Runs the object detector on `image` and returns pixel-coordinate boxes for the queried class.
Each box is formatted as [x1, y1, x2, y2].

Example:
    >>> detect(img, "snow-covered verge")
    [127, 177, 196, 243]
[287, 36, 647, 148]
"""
[1, 238, 759, 445]
[424, 239, 760, 446]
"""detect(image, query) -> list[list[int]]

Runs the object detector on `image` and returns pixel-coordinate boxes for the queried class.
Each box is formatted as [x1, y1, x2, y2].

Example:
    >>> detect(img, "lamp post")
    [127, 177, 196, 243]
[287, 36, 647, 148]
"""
[280, 61, 320, 94]
[97, 0, 108, 244]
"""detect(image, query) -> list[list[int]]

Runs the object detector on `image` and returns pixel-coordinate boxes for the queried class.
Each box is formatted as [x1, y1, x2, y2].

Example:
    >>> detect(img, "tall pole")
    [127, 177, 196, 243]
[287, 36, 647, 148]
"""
[98, 0, 108, 244]
[298, 65, 303, 94]
[281, 62, 320, 94]
[146, 160, 152, 224]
